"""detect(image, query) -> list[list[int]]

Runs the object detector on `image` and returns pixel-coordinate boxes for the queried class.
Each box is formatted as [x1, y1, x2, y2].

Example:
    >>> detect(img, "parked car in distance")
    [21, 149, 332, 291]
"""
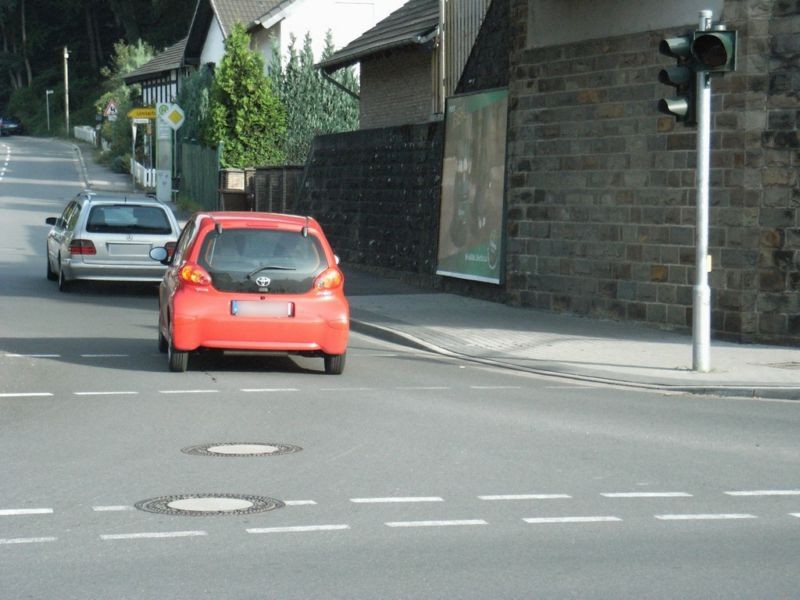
[0, 116, 22, 135]
[45, 191, 181, 291]
[149, 211, 349, 374]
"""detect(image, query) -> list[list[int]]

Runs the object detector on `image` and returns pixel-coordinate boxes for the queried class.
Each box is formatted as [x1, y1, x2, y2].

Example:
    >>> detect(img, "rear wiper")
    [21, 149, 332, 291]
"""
[247, 265, 296, 278]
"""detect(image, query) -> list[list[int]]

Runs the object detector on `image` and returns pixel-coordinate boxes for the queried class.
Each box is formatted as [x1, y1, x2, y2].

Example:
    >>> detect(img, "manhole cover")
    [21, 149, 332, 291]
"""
[181, 442, 302, 457]
[135, 494, 284, 516]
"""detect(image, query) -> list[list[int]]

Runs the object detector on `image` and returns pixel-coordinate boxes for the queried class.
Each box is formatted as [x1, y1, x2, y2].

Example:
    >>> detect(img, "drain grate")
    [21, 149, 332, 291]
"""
[181, 442, 302, 457]
[135, 493, 284, 516]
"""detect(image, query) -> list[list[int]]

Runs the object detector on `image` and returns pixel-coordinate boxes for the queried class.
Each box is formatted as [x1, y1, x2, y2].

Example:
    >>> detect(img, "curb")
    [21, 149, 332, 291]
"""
[350, 318, 800, 401]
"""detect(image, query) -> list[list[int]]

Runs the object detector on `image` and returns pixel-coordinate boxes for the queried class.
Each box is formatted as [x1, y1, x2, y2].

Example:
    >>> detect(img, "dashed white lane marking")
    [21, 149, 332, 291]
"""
[351, 497, 444, 504]
[158, 389, 219, 395]
[92, 506, 135, 512]
[655, 514, 757, 521]
[0, 537, 58, 545]
[725, 490, 800, 497]
[100, 531, 208, 541]
[524, 516, 622, 524]
[602, 492, 693, 498]
[247, 525, 349, 534]
[479, 494, 571, 501]
[240, 388, 299, 393]
[791, 513, 800, 519]
[395, 386, 451, 391]
[4, 354, 61, 358]
[386, 519, 488, 528]
[0, 393, 53, 398]
[0, 508, 53, 516]
[470, 386, 521, 390]
[80, 354, 128, 358]
[318, 387, 375, 392]
[284, 500, 317, 506]
[75, 391, 138, 397]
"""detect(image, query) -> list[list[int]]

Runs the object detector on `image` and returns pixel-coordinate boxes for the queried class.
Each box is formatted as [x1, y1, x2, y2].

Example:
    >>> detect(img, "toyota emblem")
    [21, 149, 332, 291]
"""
[256, 276, 271, 288]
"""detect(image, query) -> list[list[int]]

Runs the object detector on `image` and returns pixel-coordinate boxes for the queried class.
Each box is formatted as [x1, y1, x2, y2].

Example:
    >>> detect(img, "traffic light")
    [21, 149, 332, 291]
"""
[692, 30, 737, 72]
[657, 36, 696, 125]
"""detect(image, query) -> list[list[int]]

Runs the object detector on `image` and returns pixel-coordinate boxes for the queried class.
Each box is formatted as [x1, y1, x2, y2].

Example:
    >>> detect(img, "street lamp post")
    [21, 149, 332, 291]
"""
[45, 90, 54, 132]
[63, 47, 70, 137]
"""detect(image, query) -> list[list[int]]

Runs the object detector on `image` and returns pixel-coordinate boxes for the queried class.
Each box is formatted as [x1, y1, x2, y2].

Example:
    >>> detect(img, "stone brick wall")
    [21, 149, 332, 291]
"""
[295, 123, 444, 274]
[359, 46, 435, 129]
[505, 0, 799, 343]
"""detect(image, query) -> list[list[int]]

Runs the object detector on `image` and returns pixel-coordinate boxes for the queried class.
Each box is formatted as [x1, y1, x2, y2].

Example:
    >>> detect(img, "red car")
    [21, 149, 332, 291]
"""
[150, 212, 349, 374]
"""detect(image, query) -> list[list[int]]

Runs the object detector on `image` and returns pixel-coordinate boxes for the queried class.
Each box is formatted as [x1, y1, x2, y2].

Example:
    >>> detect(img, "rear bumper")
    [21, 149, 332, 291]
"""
[63, 259, 167, 283]
[172, 291, 349, 356]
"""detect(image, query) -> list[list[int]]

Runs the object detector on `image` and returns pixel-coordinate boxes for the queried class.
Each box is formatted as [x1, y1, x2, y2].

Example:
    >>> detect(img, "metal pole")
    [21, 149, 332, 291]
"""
[693, 10, 712, 372]
[63, 47, 70, 137]
[45, 90, 52, 131]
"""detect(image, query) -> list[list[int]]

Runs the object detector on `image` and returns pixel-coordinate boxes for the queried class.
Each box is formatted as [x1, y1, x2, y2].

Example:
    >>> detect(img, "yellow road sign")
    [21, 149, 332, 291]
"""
[127, 107, 156, 119]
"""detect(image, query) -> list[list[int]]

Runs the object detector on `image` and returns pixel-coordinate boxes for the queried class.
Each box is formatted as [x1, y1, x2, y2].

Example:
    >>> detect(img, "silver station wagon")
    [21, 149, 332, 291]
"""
[45, 191, 181, 291]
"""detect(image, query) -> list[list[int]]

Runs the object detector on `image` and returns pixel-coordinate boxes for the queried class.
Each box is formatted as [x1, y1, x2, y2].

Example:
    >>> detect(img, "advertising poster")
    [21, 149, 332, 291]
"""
[436, 88, 508, 284]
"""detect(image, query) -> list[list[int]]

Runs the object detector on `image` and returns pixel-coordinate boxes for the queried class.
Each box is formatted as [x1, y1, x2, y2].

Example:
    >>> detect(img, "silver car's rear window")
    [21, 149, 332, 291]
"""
[86, 205, 172, 234]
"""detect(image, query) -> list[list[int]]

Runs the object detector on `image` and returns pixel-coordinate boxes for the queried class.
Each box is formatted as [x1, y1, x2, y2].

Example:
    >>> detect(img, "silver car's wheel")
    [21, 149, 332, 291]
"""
[324, 352, 346, 375]
[57, 259, 71, 292]
[46, 252, 57, 281]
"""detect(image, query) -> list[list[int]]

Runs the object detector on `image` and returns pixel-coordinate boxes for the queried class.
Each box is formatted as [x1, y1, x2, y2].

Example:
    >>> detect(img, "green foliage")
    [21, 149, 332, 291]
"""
[205, 24, 286, 168]
[272, 31, 359, 164]
[92, 40, 153, 160]
[177, 64, 213, 142]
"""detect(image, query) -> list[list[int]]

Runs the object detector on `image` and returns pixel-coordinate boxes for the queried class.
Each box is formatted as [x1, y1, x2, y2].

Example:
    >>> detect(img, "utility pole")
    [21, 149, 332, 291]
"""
[63, 47, 70, 137]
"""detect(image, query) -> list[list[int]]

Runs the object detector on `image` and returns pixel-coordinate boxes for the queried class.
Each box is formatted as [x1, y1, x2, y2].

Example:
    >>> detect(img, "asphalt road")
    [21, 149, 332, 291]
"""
[1, 136, 799, 599]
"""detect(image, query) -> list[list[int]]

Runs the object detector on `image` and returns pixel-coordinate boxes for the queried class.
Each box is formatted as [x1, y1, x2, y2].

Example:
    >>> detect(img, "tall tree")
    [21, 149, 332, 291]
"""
[205, 23, 285, 168]
[273, 31, 359, 164]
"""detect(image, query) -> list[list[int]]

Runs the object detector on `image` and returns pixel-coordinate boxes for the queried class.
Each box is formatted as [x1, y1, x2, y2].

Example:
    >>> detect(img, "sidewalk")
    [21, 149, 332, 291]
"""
[74, 142, 800, 400]
[345, 268, 800, 400]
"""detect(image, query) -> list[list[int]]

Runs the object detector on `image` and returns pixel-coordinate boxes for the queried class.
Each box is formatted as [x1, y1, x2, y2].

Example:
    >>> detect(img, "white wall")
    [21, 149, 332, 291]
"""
[252, 0, 407, 68]
[201, 17, 226, 66]
[528, 0, 726, 48]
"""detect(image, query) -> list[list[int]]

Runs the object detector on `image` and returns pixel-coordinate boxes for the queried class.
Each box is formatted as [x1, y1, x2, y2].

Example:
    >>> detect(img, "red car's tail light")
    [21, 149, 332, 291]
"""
[69, 239, 96, 255]
[314, 267, 344, 290]
[165, 242, 177, 260]
[179, 263, 212, 286]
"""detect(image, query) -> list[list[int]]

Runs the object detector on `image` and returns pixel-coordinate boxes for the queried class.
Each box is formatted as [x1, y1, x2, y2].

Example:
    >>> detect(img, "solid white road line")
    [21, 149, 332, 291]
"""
[479, 494, 571, 501]
[524, 516, 621, 524]
[247, 525, 349, 534]
[725, 490, 800, 497]
[602, 492, 693, 498]
[350, 497, 444, 504]
[284, 500, 317, 506]
[386, 520, 488, 528]
[395, 386, 451, 391]
[0, 393, 53, 398]
[100, 531, 207, 540]
[240, 388, 299, 393]
[790, 513, 800, 519]
[0, 537, 58, 545]
[318, 387, 375, 392]
[655, 514, 757, 521]
[92, 505, 135, 512]
[0, 508, 53, 516]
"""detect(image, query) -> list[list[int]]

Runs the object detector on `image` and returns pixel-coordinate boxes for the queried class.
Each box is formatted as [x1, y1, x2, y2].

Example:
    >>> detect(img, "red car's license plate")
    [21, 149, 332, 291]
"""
[231, 300, 294, 317]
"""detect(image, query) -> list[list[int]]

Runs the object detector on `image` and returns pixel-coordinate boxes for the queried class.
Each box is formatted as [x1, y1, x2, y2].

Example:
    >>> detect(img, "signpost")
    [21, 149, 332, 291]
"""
[155, 103, 184, 202]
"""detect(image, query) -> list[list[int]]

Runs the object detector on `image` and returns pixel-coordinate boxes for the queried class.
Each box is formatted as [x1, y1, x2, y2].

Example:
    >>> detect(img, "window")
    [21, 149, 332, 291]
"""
[86, 205, 172, 234]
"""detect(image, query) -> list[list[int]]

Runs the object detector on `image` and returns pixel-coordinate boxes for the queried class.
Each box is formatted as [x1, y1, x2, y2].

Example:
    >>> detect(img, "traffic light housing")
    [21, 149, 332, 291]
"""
[692, 30, 737, 72]
[658, 35, 696, 125]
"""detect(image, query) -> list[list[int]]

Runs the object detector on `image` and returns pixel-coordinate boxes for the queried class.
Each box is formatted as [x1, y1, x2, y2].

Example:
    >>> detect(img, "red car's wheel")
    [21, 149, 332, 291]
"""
[324, 352, 346, 375]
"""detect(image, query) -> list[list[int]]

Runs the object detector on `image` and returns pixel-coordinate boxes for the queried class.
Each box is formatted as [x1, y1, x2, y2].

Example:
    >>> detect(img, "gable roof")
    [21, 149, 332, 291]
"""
[185, 0, 286, 64]
[123, 38, 188, 84]
[317, 0, 438, 73]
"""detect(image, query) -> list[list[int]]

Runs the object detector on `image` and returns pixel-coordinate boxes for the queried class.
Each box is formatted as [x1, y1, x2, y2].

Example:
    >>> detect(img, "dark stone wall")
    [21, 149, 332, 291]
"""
[295, 123, 445, 274]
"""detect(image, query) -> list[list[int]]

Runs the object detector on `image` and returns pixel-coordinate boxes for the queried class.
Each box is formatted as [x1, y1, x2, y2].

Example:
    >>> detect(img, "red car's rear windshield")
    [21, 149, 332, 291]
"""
[198, 228, 328, 294]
